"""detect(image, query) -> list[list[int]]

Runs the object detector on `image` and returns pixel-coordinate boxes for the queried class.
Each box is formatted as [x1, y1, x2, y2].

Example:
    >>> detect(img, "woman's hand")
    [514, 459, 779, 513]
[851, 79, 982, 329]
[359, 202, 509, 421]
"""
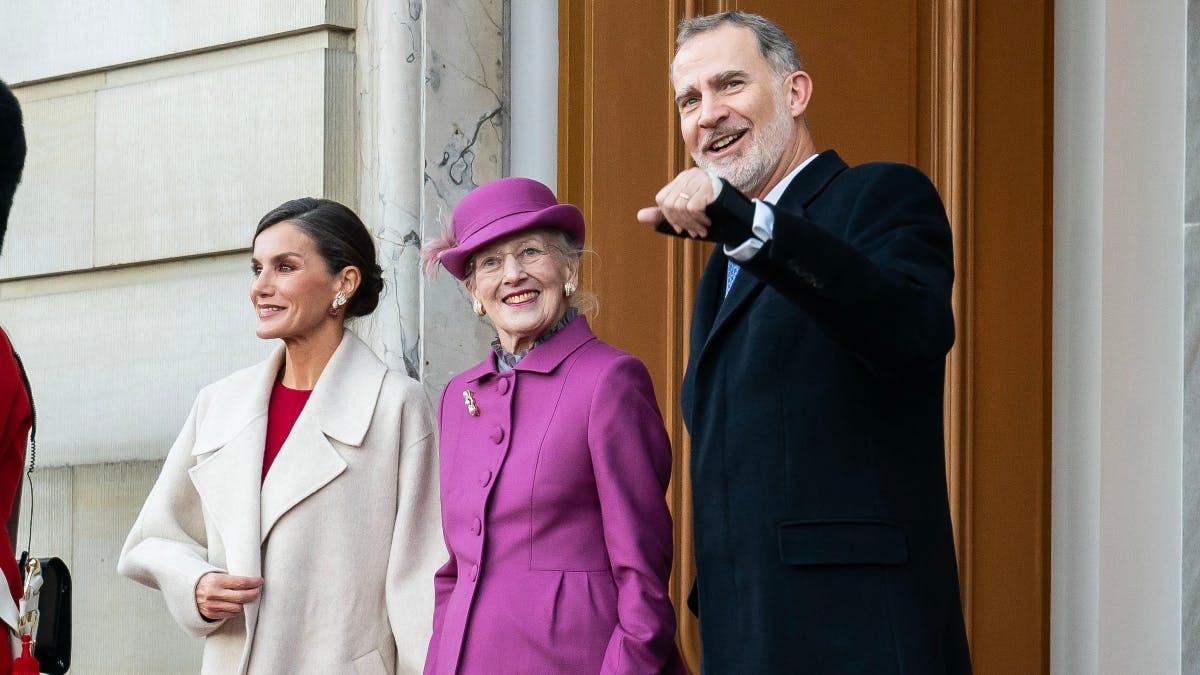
[195, 571, 264, 621]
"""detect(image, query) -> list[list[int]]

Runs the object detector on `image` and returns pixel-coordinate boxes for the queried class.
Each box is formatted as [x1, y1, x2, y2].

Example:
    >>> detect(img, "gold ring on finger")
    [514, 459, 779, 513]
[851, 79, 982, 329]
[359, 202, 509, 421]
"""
[677, 192, 691, 201]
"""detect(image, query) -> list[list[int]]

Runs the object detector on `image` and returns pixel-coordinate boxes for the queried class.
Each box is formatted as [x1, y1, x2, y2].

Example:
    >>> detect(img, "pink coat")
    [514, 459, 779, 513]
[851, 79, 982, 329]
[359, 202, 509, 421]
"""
[424, 317, 684, 674]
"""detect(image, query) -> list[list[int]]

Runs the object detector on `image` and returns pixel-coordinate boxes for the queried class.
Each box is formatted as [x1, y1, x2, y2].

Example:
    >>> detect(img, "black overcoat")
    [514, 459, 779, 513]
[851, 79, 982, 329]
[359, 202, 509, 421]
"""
[681, 150, 972, 674]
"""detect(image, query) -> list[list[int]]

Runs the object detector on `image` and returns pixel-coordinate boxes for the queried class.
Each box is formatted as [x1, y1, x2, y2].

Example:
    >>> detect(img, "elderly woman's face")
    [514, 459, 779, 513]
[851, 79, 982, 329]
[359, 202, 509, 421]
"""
[250, 221, 341, 342]
[469, 229, 577, 354]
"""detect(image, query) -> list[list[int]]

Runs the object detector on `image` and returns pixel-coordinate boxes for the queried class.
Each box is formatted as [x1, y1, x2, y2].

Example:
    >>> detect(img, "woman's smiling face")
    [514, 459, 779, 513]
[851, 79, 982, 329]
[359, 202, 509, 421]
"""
[467, 228, 577, 354]
[250, 221, 342, 342]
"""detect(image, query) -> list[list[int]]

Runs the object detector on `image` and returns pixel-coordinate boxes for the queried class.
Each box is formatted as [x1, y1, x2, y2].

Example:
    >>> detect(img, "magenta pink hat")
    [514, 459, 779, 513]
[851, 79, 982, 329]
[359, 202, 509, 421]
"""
[432, 177, 585, 280]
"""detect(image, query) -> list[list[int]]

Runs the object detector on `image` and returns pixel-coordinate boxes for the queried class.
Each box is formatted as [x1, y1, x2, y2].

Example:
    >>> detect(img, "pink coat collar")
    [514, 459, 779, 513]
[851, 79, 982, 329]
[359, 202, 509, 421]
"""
[463, 315, 596, 382]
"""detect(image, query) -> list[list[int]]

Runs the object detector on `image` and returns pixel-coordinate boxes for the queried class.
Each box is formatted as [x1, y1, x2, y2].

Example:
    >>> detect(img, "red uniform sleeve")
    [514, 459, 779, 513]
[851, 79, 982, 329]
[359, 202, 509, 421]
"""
[0, 328, 32, 604]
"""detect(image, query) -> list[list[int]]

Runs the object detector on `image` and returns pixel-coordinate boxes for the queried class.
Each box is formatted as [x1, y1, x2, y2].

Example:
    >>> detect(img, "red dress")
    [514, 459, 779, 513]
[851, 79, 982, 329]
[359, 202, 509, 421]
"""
[0, 327, 32, 673]
[262, 380, 312, 479]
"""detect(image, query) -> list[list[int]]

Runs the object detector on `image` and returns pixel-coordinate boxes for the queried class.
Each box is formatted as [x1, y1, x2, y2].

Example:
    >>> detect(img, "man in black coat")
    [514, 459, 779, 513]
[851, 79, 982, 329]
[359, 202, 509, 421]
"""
[637, 11, 972, 674]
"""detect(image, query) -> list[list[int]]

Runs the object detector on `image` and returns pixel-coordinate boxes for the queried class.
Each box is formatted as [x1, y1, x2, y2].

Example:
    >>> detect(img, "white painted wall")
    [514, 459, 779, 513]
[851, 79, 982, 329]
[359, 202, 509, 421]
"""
[1052, 0, 1187, 672]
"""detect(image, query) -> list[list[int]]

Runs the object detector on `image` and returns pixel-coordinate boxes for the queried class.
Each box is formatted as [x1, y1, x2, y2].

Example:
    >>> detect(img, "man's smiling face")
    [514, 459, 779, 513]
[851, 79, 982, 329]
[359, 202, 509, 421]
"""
[672, 23, 800, 197]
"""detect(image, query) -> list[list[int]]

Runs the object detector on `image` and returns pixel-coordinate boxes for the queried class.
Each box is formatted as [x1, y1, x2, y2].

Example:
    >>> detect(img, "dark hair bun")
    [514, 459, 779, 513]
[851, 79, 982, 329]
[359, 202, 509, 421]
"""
[350, 262, 385, 318]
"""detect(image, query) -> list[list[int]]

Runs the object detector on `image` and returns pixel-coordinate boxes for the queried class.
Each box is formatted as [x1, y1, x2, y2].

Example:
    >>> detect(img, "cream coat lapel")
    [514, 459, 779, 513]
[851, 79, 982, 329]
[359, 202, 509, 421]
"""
[189, 418, 267, 675]
[259, 332, 385, 544]
[189, 419, 269, 574]
[188, 345, 278, 576]
[186, 346, 280, 672]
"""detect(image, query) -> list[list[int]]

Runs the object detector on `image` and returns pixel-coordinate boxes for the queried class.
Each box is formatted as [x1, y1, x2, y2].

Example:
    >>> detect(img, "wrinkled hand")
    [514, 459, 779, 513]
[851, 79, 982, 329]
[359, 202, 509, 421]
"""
[636, 167, 718, 238]
[195, 572, 263, 621]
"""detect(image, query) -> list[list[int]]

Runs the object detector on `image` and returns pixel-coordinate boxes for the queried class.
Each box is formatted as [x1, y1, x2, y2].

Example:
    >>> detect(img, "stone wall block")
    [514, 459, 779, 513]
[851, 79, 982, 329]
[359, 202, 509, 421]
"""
[324, 49, 359, 208]
[0, 0, 355, 84]
[0, 91, 95, 280]
[13, 465, 72, 570]
[72, 460, 203, 673]
[0, 256, 272, 467]
[93, 50, 341, 266]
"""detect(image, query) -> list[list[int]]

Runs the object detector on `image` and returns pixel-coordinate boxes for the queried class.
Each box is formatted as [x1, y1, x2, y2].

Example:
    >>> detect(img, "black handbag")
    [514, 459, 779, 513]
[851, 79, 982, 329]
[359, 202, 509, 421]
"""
[16, 553, 70, 674]
[9, 346, 72, 675]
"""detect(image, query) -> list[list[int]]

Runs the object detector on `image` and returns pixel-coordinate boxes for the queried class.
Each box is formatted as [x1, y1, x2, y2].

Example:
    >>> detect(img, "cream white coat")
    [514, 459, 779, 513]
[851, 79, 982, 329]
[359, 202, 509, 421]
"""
[118, 332, 442, 674]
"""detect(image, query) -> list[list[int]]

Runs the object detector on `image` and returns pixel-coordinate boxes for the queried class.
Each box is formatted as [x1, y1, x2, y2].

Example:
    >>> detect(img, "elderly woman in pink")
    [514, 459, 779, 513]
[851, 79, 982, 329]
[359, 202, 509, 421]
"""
[421, 177, 685, 674]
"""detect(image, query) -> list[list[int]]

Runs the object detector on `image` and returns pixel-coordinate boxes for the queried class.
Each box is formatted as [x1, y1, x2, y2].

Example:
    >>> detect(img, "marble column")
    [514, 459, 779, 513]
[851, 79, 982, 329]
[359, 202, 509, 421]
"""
[356, 0, 505, 400]
[355, 0, 426, 378]
[420, 0, 507, 399]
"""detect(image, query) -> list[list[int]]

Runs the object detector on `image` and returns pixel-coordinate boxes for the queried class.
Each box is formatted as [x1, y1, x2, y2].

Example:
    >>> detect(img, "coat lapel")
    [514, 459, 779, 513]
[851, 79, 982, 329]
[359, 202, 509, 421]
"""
[185, 331, 387, 561]
[189, 426, 268, 574]
[258, 331, 385, 543]
[696, 150, 849, 361]
[463, 315, 596, 384]
[689, 250, 725, 353]
[188, 350, 277, 579]
[776, 149, 848, 209]
[187, 349, 278, 668]
[257, 414, 347, 544]
[510, 316, 596, 374]
[702, 258, 765, 355]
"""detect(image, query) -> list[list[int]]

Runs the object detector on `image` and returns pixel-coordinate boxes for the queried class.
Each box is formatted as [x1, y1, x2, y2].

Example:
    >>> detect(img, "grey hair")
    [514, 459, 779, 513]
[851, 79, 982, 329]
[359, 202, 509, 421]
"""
[537, 229, 598, 315]
[677, 11, 803, 79]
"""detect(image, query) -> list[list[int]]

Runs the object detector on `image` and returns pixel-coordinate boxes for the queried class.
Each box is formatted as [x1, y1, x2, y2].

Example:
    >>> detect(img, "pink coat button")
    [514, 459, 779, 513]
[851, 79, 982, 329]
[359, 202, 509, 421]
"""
[478, 469, 492, 487]
[470, 517, 482, 535]
[468, 564, 478, 582]
[489, 426, 505, 444]
[496, 378, 510, 395]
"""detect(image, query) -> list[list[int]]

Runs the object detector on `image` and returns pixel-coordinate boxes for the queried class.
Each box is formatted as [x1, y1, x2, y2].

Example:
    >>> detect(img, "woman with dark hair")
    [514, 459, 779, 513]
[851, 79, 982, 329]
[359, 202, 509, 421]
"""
[421, 178, 685, 674]
[119, 198, 442, 674]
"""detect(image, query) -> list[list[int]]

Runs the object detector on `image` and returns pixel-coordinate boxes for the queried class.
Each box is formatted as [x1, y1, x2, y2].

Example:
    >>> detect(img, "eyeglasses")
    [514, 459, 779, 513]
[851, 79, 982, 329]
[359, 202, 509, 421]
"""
[472, 241, 554, 276]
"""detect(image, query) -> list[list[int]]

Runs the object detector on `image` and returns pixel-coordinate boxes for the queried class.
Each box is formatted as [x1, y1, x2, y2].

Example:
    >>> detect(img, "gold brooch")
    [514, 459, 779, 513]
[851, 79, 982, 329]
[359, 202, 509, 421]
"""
[463, 390, 480, 416]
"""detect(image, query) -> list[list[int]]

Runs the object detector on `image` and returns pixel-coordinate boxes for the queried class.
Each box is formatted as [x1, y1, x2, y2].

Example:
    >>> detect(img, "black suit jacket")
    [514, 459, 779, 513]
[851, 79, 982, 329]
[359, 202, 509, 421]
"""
[681, 150, 971, 674]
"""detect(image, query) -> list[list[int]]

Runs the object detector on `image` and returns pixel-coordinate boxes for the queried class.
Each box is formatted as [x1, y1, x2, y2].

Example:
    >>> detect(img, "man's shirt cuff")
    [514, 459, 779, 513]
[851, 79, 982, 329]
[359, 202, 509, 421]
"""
[723, 199, 774, 261]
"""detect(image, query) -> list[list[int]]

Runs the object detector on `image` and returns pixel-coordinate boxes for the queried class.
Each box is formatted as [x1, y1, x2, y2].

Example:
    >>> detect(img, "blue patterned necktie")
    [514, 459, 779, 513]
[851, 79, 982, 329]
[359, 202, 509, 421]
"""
[724, 261, 741, 297]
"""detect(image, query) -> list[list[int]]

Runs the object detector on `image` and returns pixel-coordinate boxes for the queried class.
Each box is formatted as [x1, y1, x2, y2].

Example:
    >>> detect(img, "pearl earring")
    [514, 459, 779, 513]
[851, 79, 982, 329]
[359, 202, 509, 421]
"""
[564, 281, 576, 298]
[472, 298, 485, 316]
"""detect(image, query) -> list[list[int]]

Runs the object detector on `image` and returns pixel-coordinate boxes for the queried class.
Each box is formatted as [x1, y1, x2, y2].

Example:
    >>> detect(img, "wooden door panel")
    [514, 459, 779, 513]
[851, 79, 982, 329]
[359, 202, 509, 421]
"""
[560, 1, 680, 408]
[735, 0, 923, 167]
